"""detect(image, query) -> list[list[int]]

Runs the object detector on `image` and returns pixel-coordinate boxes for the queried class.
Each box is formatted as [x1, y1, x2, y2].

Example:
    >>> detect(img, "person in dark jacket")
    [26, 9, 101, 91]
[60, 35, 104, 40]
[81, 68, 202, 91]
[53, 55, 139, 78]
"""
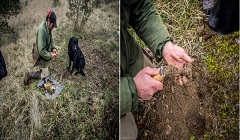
[120, 0, 194, 139]
[0, 51, 7, 80]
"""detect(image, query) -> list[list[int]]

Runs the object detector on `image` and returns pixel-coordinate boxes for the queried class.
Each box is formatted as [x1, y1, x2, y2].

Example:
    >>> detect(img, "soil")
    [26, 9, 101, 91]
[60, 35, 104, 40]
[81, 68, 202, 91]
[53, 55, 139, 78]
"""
[135, 58, 212, 139]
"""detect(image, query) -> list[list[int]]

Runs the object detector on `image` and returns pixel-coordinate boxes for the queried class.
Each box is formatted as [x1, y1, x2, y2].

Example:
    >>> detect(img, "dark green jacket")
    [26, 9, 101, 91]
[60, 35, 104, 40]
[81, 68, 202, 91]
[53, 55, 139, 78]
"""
[120, 0, 172, 116]
[35, 20, 56, 68]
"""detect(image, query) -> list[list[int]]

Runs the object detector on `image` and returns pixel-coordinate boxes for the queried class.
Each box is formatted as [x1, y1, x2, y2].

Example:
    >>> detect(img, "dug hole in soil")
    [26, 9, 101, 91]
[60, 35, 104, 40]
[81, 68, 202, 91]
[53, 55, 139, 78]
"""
[135, 59, 210, 139]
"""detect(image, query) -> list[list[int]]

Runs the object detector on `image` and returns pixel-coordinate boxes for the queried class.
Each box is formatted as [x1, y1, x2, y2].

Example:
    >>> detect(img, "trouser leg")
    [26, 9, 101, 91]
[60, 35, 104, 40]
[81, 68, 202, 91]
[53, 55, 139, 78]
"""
[0, 65, 5, 80]
[41, 67, 49, 79]
[0, 51, 7, 77]
[121, 54, 155, 140]
[121, 112, 138, 140]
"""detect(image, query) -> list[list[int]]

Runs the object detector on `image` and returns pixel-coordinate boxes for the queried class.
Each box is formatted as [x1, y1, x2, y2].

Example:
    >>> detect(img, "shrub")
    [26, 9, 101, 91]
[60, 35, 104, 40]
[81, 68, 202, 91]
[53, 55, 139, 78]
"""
[0, 0, 21, 47]
[66, 0, 93, 31]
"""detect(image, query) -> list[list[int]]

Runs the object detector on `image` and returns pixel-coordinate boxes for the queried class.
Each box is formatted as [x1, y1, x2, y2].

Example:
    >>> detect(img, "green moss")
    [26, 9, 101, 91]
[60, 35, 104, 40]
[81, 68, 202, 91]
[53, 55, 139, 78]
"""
[204, 32, 239, 79]
[203, 31, 239, 139]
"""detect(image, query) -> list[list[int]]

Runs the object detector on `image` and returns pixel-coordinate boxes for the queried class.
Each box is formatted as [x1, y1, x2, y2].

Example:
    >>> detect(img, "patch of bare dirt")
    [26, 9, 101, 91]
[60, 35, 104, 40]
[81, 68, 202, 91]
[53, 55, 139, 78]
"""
[135, 59, 211, 139]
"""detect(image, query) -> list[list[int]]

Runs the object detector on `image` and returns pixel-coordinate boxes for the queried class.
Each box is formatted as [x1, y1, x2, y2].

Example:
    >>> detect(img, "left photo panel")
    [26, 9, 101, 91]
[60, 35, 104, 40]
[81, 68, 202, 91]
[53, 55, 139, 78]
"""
[0, 0, 119, 139]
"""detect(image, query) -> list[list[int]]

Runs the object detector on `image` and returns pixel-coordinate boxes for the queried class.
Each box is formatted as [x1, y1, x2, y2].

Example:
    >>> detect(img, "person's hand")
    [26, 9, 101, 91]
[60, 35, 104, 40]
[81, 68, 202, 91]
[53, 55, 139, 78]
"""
[52, 49, 58, 56]
[51, 49, 58, 58]
[51, 52, 57, 58]
[163, 41, 194, 70]
[133, 66, 163, 100]
[163, 41, 194, 85]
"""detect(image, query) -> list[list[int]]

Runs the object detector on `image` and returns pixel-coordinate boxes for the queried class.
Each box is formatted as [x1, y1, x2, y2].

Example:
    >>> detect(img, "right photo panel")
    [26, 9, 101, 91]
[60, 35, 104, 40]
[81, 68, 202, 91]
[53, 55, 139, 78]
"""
[120, 0, 239, 139]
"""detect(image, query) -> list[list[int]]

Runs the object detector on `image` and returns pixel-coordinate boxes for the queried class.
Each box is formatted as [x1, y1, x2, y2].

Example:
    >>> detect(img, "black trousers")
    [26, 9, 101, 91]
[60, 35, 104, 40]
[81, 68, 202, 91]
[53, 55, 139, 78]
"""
[0, 51, 7, 80]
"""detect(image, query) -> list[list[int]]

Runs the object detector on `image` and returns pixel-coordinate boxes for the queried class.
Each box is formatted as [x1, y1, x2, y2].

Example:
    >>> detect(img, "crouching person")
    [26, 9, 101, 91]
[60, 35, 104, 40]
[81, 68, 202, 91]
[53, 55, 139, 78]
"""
[0, 51, 7, 80]
[24, 10, 58, 85]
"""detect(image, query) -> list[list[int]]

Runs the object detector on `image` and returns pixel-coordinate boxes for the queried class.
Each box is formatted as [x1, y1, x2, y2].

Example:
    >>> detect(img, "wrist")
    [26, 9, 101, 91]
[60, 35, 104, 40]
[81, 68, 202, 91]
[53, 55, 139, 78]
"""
[51, 52, 55, 58]
[163, 41, 173, 51]
[51, 52, 53, 58]
[163, 41, 174, 57]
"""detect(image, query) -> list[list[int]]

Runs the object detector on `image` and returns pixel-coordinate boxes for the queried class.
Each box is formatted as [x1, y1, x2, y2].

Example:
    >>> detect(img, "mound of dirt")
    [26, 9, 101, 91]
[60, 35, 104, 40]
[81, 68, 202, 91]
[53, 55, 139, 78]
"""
[135, 60, 210, 139]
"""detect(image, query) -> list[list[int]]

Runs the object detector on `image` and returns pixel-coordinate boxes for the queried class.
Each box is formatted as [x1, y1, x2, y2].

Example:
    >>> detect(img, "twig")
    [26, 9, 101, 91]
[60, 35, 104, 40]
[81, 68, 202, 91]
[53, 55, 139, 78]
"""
[59, 69, 67, 82]
[176, 99, 183, 112]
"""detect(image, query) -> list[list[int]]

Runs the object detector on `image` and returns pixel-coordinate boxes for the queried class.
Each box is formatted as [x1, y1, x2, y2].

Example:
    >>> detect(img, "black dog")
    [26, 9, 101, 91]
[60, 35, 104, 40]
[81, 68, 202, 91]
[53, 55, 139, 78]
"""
[67, 37, 85, 76]
[208, 0, 239, 35]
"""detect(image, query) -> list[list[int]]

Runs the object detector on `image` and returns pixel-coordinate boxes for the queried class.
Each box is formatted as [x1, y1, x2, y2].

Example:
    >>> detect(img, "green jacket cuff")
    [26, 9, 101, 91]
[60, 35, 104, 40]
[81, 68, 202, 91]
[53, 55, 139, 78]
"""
[155, 37, 172, 62]
[120, 75, 139, 116]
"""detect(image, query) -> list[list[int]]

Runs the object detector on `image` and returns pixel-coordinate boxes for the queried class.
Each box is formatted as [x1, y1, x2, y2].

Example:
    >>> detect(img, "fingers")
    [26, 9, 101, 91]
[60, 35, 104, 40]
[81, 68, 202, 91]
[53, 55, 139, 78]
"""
[141, 83, 162, 100]
[135, 67, 164, 100]
[152, 80, 163, 90]
[145, 66, 160, 75]
[175, 75, 189, 85]
[181, 52, 194, 64]
[179, 76, 183, 85]
[144, 66, 163, 90]
[52, 49, 58, 56]
[51, 49, 58, 58]
[171, 47, 194, 69]
[51, 52, 57, 58]
[141, 94, 152, 100]
[182, 76, 189, 84]
[143, 81, 162, 100]
[174, 48, 193, 63]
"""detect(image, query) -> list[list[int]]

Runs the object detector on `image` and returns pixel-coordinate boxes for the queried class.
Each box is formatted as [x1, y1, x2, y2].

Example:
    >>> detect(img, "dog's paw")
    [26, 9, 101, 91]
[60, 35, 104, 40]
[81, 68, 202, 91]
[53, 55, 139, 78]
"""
[69, 70, 74, 74]
[80, 71, 85, 76]
[74, 72, 79, 75]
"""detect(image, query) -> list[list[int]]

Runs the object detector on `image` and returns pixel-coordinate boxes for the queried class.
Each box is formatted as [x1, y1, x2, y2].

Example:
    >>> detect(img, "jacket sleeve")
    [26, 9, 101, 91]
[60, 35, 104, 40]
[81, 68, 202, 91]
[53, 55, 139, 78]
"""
[50, 35, 57, 51]
[129, 0, 172, 62]
[120, 75, 139, 116]
[37, 29, 52, 61]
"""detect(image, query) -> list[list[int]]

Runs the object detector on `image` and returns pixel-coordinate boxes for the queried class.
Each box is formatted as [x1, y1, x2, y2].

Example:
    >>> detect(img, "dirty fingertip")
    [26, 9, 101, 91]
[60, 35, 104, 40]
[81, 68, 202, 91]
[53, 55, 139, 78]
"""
[182, 76, 189, 84]
[179, 78, 183, 86]
[189, 58, 194, 63]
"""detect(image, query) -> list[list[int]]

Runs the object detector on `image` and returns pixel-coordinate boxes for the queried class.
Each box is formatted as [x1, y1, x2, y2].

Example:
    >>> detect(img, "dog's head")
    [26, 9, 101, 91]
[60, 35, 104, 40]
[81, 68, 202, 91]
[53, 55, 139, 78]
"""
[68, 36, 78, 53]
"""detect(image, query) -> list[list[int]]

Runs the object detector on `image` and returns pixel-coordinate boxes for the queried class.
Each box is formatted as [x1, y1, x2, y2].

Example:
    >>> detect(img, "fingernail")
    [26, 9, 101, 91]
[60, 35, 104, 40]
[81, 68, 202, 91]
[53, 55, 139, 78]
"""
[189, 59, 194, 63]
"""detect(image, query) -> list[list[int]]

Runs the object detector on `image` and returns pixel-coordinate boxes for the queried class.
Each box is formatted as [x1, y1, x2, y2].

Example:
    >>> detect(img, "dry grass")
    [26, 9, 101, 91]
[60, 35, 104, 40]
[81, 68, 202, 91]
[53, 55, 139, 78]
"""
[0, 0, 119, 139]
[154, 0, 206, 58]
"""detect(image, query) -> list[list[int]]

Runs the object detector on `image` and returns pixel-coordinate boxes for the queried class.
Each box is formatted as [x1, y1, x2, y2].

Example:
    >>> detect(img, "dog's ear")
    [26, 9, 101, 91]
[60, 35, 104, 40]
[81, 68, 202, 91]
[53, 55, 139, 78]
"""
[76, 37, 78, 46]
[68, 39, 70, 48]
[68, 38, 72, 52]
